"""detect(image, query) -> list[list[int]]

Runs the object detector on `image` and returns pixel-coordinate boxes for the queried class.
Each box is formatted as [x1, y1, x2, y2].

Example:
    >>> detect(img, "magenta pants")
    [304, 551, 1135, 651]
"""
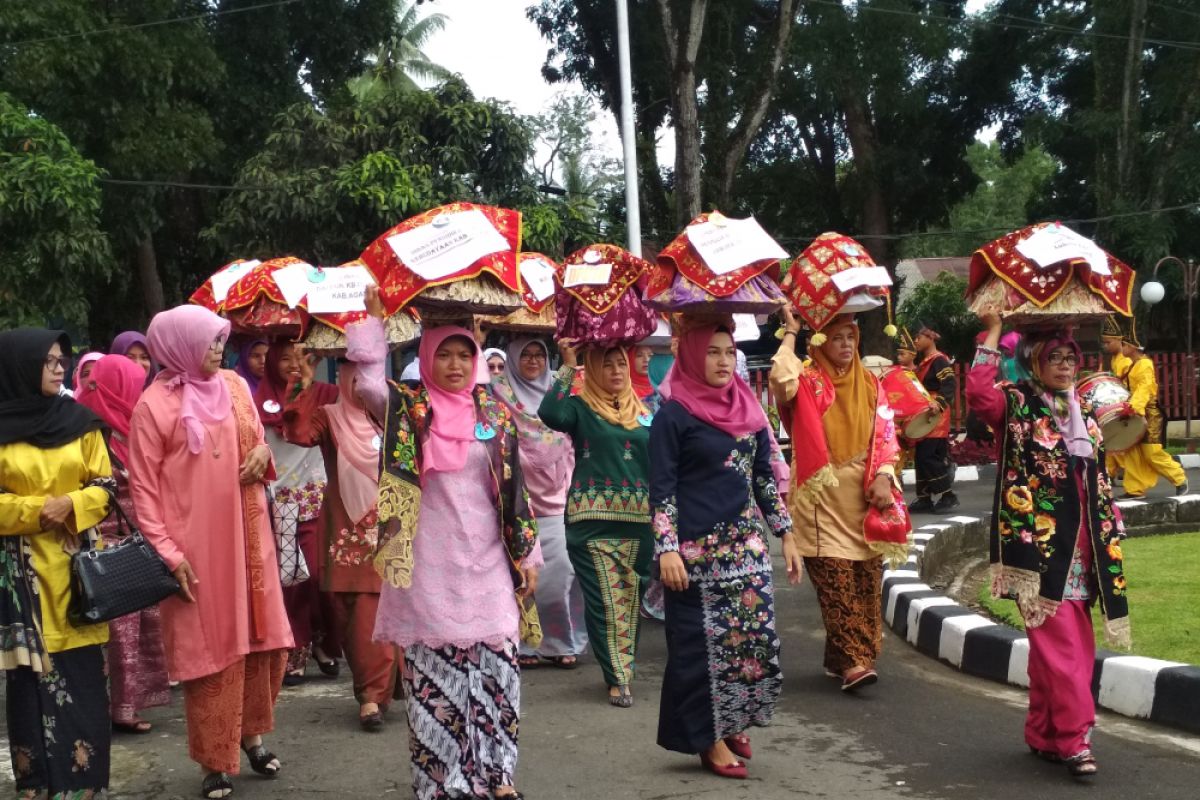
[1025, 599, 1095, 759]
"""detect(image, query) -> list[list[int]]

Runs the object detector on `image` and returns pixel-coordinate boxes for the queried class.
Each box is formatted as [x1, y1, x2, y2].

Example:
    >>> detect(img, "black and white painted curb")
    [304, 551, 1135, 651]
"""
[882, 504, 1200, 735]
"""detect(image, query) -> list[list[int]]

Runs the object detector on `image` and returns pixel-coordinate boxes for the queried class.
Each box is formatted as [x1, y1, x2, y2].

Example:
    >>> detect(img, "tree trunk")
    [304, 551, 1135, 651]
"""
[713, 0, 796, 210]
[657, 0, 709, 229]
[1116, 0, 1148, 198]
[135, 235, 166, 317]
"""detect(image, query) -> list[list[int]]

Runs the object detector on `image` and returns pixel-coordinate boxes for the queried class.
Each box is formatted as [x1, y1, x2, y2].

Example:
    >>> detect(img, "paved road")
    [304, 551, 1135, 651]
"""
[4, 561, 1196, 800]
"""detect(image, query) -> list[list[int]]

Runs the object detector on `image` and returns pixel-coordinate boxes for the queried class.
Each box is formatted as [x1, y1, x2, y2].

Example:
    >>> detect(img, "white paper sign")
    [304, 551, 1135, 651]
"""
[271, 262, 316, 309]
[385, 209, 510, 281]
[830, 266, 893, 294]
[563, 262, 614, 288]
[1016, 224, 1110, 276]
[686, 216, 789, 276]
[519, 256, 557, 301]
[211, 259, 262, 303]
[305, 266, 376, 314]
[733, 314, 760, 342]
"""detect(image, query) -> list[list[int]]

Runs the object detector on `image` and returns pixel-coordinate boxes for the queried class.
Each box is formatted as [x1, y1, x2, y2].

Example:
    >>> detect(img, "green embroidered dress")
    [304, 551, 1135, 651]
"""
[539, 366, 653, 688]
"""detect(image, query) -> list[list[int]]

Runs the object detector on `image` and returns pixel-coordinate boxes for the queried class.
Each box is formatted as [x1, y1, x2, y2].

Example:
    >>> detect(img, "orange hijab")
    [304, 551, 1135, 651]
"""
[809, 317, 876, 465]
[579, 347, 646, 430]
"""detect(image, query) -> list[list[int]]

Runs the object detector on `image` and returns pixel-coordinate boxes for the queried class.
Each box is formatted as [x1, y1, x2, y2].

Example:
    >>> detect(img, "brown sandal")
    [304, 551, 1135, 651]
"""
[1066, 750, 1098, 777]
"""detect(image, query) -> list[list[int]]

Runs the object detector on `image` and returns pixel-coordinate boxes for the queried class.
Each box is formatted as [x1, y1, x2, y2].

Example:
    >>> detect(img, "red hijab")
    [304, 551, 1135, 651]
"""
[77, 355, 146, 467]
[255, 341, 336, 432]
[626, 346, 654, 400]
[664, 326, 768, 438]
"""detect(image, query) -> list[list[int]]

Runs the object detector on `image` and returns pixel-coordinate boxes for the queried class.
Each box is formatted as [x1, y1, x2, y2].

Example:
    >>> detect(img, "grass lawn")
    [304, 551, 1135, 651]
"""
[977, 532, 1200, 665]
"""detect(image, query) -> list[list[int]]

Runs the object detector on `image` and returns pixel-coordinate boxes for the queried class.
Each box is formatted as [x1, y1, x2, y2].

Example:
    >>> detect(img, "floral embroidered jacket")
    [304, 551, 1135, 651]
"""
[967, 346, 1130, 644]
[538, 365, 651, 525]
[648, 400, 792, 577]
[375, 381, 538, 591]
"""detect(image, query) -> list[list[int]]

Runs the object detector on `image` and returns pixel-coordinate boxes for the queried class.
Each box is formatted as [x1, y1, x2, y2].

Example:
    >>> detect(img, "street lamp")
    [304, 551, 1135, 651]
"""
[1141, 256, 1199, 442]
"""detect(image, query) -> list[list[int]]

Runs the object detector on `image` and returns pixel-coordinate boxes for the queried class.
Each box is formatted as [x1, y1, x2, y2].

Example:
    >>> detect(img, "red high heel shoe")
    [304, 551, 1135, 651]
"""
[700, 753, 748, 779]
[724, 733, 752, 760]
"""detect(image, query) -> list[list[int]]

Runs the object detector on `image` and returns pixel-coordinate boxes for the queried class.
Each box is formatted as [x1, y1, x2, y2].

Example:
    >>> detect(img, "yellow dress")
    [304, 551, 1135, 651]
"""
[1120, 357, 1186, 495]
[0, 430, 112, 654]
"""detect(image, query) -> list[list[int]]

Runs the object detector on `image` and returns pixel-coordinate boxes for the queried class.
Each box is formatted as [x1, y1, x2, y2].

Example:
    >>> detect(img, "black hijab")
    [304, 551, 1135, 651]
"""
[0, 328, 104, 449]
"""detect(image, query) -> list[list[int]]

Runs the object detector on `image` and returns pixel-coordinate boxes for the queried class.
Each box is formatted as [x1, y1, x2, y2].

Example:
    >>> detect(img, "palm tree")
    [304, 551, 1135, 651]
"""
[349, 0, 453, 102]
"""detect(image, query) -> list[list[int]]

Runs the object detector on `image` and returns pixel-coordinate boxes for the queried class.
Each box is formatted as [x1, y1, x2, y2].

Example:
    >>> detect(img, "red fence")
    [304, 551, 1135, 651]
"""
[749, 352, 1199, 436]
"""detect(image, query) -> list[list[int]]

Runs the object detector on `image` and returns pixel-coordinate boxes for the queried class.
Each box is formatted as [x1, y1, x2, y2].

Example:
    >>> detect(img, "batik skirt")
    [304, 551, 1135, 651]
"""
[107, 606, 170, 721]
[565, 520, 653, 687]
[6, 644, 111, 799]
[804, 556, 884, 675]
[402, 641, 521, 800]
[657, 524, 782, 754]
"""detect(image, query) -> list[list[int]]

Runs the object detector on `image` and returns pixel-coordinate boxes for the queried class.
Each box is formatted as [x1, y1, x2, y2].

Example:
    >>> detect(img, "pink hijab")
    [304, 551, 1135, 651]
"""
[665, 325, 768, 438]
[71, 352, 104, 403]
[418, 326, 479, 475]
[146, 305, 232, 455]
[325, 362, 382, 525]
[77, 355, 146, 467]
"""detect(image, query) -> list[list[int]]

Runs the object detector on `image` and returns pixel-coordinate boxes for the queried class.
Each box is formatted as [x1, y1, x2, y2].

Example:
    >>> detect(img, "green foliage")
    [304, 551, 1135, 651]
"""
[896, 273, 977, 363]
[205, 78, 581, 262]
[901, 142, 1057, 259]
[348, 0, 452, 102]
[0, 92, 111, 328]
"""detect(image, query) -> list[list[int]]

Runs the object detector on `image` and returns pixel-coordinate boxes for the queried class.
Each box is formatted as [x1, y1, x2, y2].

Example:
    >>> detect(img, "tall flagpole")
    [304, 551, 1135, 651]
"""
[615, 0, 642, 255]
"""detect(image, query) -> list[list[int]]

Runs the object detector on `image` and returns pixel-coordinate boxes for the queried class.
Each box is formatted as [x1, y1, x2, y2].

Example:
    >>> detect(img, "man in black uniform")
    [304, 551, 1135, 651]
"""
[910, 323, 958, 512]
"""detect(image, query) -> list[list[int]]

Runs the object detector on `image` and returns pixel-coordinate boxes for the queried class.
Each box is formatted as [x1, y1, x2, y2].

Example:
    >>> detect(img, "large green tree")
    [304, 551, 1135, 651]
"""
[205, 79, 589, 263]
[0, 92, 110, 329]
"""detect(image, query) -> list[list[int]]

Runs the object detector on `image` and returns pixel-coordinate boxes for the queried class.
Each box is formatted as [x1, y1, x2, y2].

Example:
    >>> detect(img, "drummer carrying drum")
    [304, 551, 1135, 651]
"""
[1108, 315, 1188, 499]
[910, 323, 959, 513]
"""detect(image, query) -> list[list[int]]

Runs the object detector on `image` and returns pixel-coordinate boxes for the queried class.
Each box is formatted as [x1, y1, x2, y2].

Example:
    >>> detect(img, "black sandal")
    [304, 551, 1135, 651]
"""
[1066, 750, 1098, 777]
[517, 655, 541, 669]
[313, 650, 340, 678]
[201, 771, 233, 799]
[548, 655, 578, 670]
[240, 742, 280, 777]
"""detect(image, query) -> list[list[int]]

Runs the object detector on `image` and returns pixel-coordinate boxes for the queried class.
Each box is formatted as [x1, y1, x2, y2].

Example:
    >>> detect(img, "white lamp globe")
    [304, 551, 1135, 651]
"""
[1141, 281, 1166, 305]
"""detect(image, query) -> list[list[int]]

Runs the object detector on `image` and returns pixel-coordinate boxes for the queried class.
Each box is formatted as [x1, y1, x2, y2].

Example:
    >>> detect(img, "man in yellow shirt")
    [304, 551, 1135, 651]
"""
[1113, 317, 1188, 497]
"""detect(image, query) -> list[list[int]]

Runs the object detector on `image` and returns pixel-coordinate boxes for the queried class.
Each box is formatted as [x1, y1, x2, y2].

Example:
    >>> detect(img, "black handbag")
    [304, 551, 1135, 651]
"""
[68, 500, 181, 626]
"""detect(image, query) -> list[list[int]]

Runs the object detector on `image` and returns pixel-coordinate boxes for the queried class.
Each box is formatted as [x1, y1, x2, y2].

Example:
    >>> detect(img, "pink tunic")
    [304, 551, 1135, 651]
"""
[128, 370, 294, 682]
[373, 441, 542, 650]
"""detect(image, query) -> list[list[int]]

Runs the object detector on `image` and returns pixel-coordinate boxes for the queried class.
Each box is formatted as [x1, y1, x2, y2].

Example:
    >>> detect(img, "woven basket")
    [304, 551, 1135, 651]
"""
[480, 303, 556, 333]
[303, 314, 421, 358]
[412, 274, 524, 316]
[967, 274, 1113, 328]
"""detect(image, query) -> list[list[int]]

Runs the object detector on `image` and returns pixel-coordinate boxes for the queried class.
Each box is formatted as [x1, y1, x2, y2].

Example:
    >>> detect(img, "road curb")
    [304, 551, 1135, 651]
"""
[883, 498, 1200, 735]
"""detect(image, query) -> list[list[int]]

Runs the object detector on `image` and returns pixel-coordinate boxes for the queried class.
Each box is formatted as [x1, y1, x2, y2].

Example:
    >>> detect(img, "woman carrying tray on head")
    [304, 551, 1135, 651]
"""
[493, 336, 588, 669]
[967, 307, 1130, 778]
[650, 321, 798, 779]
[348, 287, 542, 800]
[539, 341, 654, 708]
[770, 308, 908, 693]
[281, 347, 400, 731]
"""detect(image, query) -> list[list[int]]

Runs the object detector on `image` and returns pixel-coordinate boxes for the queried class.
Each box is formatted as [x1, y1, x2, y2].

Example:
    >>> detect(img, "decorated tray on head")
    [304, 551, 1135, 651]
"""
[647, 211, 789, 313]
[478, 253, 560, 333]
[781, 232, 894, 333]
[966, 222, 1135, 326]
[358, 202, 525, 316]
[554, 243, 658, 349]
[190, 256, 315, 338]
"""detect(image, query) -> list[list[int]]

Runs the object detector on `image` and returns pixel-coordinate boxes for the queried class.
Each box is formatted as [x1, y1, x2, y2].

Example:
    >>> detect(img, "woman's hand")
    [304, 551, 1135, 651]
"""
[781, 533, 803, 585]
[173, 560, 199, 603]
[239, 444, 272, 485]
[866, 474, 896, 510]
[659, 551, 689, 592]
[364, 285, 386, 320]
[557, 339, 579, 369]
[296, 345, 316, 390]
[977, 304, 1004, 350]
[39, 496, 74, 531]
[779, 306, 801, 335]
[518, 566, 539, 598]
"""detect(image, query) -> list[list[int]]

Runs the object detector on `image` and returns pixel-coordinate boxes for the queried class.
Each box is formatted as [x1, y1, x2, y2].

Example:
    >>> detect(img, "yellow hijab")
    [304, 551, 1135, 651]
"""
[579, 347, 646, 430]
[809, 317, 877, 465]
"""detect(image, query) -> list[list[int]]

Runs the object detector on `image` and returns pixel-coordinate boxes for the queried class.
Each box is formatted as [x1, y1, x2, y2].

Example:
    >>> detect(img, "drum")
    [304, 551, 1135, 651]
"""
[880, 366, 945, 440]
[1076, 372, 1146, 453]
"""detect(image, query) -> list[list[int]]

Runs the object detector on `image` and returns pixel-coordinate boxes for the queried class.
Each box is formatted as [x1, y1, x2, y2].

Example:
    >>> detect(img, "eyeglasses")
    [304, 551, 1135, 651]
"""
[1045, 352, 1079, 366]
[519, 351, 547, 362]
[43, 356, 69, 371]
[488, 363, 505, 373]
[208, 337, 227, 353]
